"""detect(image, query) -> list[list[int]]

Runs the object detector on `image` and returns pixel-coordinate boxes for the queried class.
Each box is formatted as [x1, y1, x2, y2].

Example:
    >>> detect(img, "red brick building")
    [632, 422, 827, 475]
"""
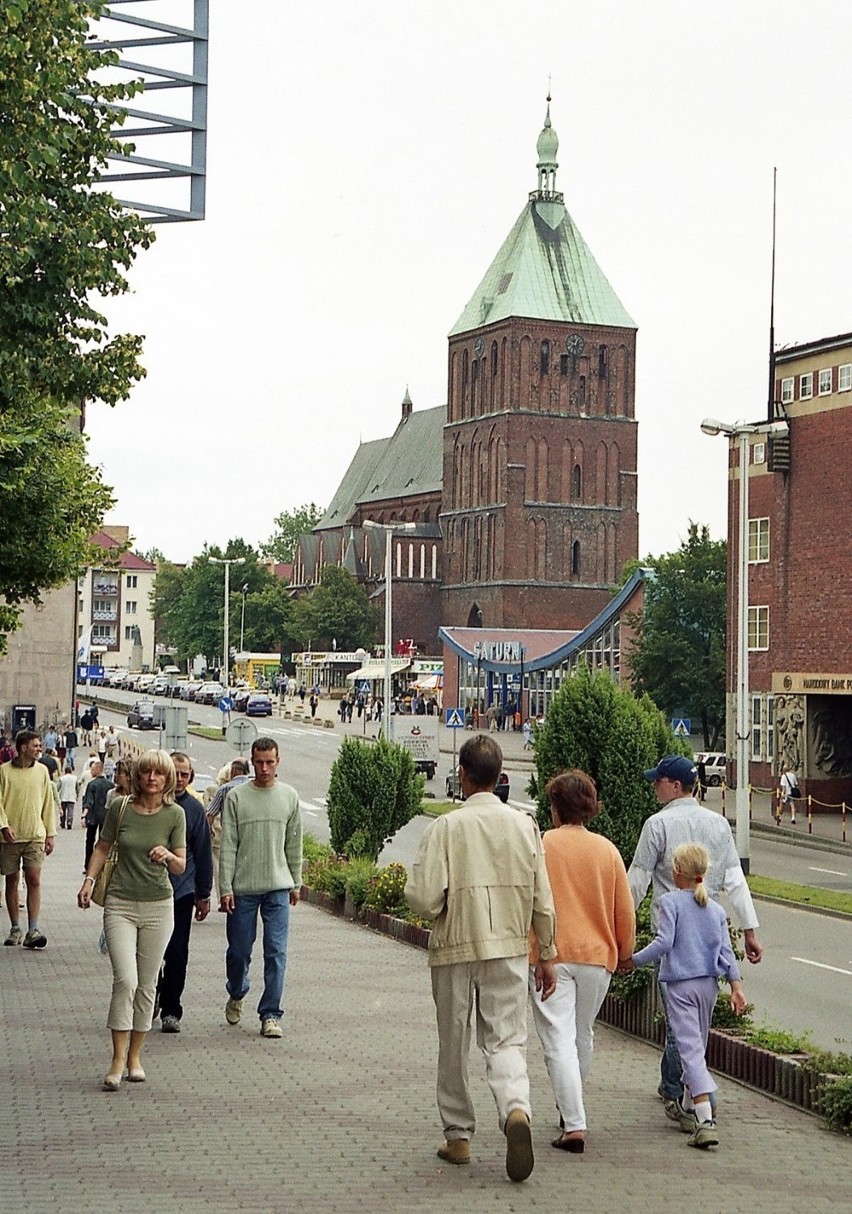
[731, 332, 852, 806]
[293, 99, 639, 660]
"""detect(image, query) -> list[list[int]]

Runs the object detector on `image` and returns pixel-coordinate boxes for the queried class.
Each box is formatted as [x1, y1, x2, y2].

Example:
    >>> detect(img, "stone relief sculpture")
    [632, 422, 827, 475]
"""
[810, 700, 852, 778]
[774, 694, 806, 775]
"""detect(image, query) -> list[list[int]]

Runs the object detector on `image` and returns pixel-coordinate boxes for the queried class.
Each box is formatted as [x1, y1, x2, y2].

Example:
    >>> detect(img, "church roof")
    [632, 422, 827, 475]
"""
[316, 404, 444, 530]
[450, 100, 634, 335]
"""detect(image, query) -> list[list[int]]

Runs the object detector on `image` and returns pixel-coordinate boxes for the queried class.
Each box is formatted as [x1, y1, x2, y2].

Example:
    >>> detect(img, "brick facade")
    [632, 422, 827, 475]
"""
[441, 318, 638, 630]
[729, 333, 852, 806]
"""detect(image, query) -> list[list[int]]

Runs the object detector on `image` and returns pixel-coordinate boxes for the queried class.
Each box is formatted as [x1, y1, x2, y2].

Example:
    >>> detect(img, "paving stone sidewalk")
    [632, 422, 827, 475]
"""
[0, 823, 848, 1214]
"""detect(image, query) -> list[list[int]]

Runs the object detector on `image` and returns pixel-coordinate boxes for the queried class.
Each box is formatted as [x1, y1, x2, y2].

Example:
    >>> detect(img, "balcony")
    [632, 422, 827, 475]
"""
[92, 610, 117, 622]
[93, 582, 119, 595]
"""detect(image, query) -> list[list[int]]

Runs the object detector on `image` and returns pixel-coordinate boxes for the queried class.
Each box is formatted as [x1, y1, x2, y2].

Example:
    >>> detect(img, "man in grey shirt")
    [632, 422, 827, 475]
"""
[627, 754, 763, 1122]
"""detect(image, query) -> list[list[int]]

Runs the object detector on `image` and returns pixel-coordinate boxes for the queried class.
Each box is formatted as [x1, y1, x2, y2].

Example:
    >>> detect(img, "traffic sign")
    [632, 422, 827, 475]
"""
[445, 707, 465, 728]
[225, 717, 257, 751]
[671, 718, 691, 737]
[219, 696, 236, 714]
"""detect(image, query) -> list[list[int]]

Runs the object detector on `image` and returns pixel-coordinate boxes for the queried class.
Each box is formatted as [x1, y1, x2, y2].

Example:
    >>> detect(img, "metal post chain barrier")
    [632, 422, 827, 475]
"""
[805, 794, 849, 843]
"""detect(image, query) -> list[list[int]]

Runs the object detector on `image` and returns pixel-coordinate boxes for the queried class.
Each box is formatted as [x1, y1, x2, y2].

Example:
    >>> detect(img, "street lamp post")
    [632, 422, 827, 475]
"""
[700, 417, 789, 873]
[240, 582, 249, 653]
[363, 520, 417, 741]
[208, 556, 246, 690]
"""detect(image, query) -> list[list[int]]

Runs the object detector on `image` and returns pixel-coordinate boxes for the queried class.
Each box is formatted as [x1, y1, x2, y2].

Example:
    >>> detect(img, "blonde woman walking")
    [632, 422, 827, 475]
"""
[77, 751, 186, 1091]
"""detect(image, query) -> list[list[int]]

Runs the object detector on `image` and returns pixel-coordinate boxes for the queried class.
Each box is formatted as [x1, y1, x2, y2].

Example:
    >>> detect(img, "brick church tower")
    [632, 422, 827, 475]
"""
[441, 99, 639, 631]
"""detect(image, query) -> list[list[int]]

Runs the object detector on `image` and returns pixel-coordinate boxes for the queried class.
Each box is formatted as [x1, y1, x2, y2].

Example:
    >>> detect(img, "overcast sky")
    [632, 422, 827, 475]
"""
[87, 0, 852, 564]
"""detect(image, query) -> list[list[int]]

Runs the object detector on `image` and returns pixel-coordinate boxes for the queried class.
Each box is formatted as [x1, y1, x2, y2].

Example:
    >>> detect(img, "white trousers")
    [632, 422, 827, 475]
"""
[431, 955, 530, 1140]
[103, 896, 174, 1032]
[528, 961, 612, 1132]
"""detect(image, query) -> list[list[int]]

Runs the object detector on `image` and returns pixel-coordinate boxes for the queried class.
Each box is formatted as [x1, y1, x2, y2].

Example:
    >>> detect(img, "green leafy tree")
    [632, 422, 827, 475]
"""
[261, 503, 324, 563]
[0, 0, 154, 651]
[239, 579, 300, 657]
[533, 664, 687, 862]
[293, 564, 379, 650]
[151, 540, 281, 666]
[327, 736, 424, 861]
[624, 523, 727, 749]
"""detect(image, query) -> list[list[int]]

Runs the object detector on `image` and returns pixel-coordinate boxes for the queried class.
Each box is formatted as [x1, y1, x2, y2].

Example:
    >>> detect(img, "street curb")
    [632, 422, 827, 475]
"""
[750, 892, 852, 922]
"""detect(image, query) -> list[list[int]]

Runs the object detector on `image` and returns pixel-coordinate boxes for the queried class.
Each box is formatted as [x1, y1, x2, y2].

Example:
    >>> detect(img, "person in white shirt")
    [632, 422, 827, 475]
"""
[779, 767, 800, 825]
[627, 754, 763, 1126]
[58, 770, 77, 830]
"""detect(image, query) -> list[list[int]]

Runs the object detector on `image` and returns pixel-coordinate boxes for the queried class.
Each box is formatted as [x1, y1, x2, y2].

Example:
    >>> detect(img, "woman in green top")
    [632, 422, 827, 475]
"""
[78, 750, 186, 1091]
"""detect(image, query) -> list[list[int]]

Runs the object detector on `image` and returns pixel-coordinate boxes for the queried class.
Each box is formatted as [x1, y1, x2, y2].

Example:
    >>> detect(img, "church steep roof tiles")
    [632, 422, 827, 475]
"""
[449, 198, 635, 335]
[316, 405, 444, 530]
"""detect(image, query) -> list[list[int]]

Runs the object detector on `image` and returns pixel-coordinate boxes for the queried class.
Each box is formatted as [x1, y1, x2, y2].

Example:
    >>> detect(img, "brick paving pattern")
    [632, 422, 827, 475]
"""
[0, 819, 848, 1213]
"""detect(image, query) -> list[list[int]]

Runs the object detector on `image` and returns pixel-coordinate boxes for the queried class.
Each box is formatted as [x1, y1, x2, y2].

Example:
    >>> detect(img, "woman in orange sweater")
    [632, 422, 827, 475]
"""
[529, 770, 635, 1152]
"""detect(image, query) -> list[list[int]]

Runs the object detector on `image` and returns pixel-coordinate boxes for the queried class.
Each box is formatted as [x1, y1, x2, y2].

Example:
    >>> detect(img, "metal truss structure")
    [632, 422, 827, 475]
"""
[89, 0, 208, 223]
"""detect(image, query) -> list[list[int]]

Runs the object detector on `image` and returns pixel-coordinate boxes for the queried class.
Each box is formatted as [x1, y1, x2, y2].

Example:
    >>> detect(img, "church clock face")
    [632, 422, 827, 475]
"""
[474, 336, 485, 357]
[565, 334, 584, 357]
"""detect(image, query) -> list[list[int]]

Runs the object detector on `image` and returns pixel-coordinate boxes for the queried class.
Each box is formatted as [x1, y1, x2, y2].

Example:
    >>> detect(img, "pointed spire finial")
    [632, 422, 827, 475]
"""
[535, 89, 559, 197]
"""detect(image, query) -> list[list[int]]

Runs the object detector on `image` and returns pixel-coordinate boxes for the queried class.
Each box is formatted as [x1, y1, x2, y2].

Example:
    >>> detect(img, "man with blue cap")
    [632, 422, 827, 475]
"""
[627, 755, 763, 1130]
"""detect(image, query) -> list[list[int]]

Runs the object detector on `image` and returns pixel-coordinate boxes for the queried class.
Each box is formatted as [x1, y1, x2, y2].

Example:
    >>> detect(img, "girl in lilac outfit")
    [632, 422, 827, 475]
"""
[626, 843, 747, 1150]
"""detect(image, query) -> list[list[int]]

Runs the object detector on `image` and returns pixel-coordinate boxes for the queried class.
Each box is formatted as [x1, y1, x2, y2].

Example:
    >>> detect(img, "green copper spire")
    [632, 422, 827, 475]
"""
[536, 93, 559, 196]
[449, 97, 635, 334]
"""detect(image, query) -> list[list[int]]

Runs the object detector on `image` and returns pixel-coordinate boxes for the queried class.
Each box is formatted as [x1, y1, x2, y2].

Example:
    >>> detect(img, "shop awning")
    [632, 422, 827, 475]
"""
[346, 660, 411, 682]
[412, 672, 443, 690]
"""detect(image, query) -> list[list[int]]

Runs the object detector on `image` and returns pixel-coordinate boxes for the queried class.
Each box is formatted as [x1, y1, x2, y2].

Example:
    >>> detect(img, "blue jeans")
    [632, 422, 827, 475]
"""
[225, 891, 290, 1021]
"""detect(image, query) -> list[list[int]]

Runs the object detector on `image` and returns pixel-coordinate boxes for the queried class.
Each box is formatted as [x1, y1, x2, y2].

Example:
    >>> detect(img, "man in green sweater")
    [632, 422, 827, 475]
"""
[0, 730, 56, 948]
[219, 737, 302, 1039]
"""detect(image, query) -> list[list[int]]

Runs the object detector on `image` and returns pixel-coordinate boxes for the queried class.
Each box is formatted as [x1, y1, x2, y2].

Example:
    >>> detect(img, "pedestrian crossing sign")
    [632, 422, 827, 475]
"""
[672, 718, 691, 737]
[445, 708, 465, 728]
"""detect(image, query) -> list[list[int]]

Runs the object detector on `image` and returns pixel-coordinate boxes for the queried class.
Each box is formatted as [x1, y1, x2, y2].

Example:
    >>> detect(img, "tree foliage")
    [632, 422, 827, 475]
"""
[327, 736, 424, 861]
[0, 1, 153, 650]
[533, 664, 687, 863]
[151, 539, 299, 666]
[293, 564, 379, 650]
[624, 523, 727, 749]
[261, 503, 324, 563]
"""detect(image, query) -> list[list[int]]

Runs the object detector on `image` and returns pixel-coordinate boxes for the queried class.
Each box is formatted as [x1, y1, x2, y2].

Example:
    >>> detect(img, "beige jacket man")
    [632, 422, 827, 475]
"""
[406, 734, 556, 1183]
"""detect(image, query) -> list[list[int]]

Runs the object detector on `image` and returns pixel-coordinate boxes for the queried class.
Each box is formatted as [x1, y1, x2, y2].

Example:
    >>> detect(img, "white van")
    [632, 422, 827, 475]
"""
[696, 753, 727, 787]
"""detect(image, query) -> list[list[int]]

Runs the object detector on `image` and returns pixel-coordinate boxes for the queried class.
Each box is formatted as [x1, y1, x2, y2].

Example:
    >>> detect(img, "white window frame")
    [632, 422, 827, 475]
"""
[780, 376, 794, 404]
[126, 574, 138, 589]
[839, 364, 852, 392]
[766, 695, 775, 764]
[747, 605, 769, 651]
[799, 372, 813, 400]
[751, 694, 762, 762]
[125, 600, 137, 615]
[818, 368, 832, 396]
[748, 517, 769, 563]
[752, 441, 766, 465]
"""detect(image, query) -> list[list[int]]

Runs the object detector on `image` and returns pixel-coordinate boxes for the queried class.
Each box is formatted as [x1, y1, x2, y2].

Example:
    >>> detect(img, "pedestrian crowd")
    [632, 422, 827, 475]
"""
[406, 738, 761, 1181]
[1, 721, 762, 1187]
[1, 726, 301, 1094]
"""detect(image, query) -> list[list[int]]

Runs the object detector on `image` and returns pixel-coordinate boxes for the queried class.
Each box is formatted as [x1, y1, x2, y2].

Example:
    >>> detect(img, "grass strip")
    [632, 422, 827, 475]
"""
[747, 873, 852, 916]
[188, 725, 225, 741]
[422, 800, 462, 818]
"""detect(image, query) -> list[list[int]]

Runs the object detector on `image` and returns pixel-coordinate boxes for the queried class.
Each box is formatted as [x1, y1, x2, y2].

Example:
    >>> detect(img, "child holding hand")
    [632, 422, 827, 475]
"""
[626, 842, 747, 1149]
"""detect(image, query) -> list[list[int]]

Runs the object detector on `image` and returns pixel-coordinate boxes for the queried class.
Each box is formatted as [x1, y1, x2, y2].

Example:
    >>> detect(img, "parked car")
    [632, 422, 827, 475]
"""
[180, 681, 203, 701]
[234, 690, 251, 713]
[445, 766, 510, 803]
[246, 693, 273, 717]
[150, 676, 169, 696]
[136, 674, 156, 694]
[196, 681, 226, 705]
[108, 669, 129, 688]
[127, 700, 156, 729]
[696, 752, 727, 787]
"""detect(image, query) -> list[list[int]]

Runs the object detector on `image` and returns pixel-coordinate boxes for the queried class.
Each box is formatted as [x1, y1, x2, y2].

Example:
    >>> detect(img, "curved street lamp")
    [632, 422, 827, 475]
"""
[208, 556, 245, 689]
